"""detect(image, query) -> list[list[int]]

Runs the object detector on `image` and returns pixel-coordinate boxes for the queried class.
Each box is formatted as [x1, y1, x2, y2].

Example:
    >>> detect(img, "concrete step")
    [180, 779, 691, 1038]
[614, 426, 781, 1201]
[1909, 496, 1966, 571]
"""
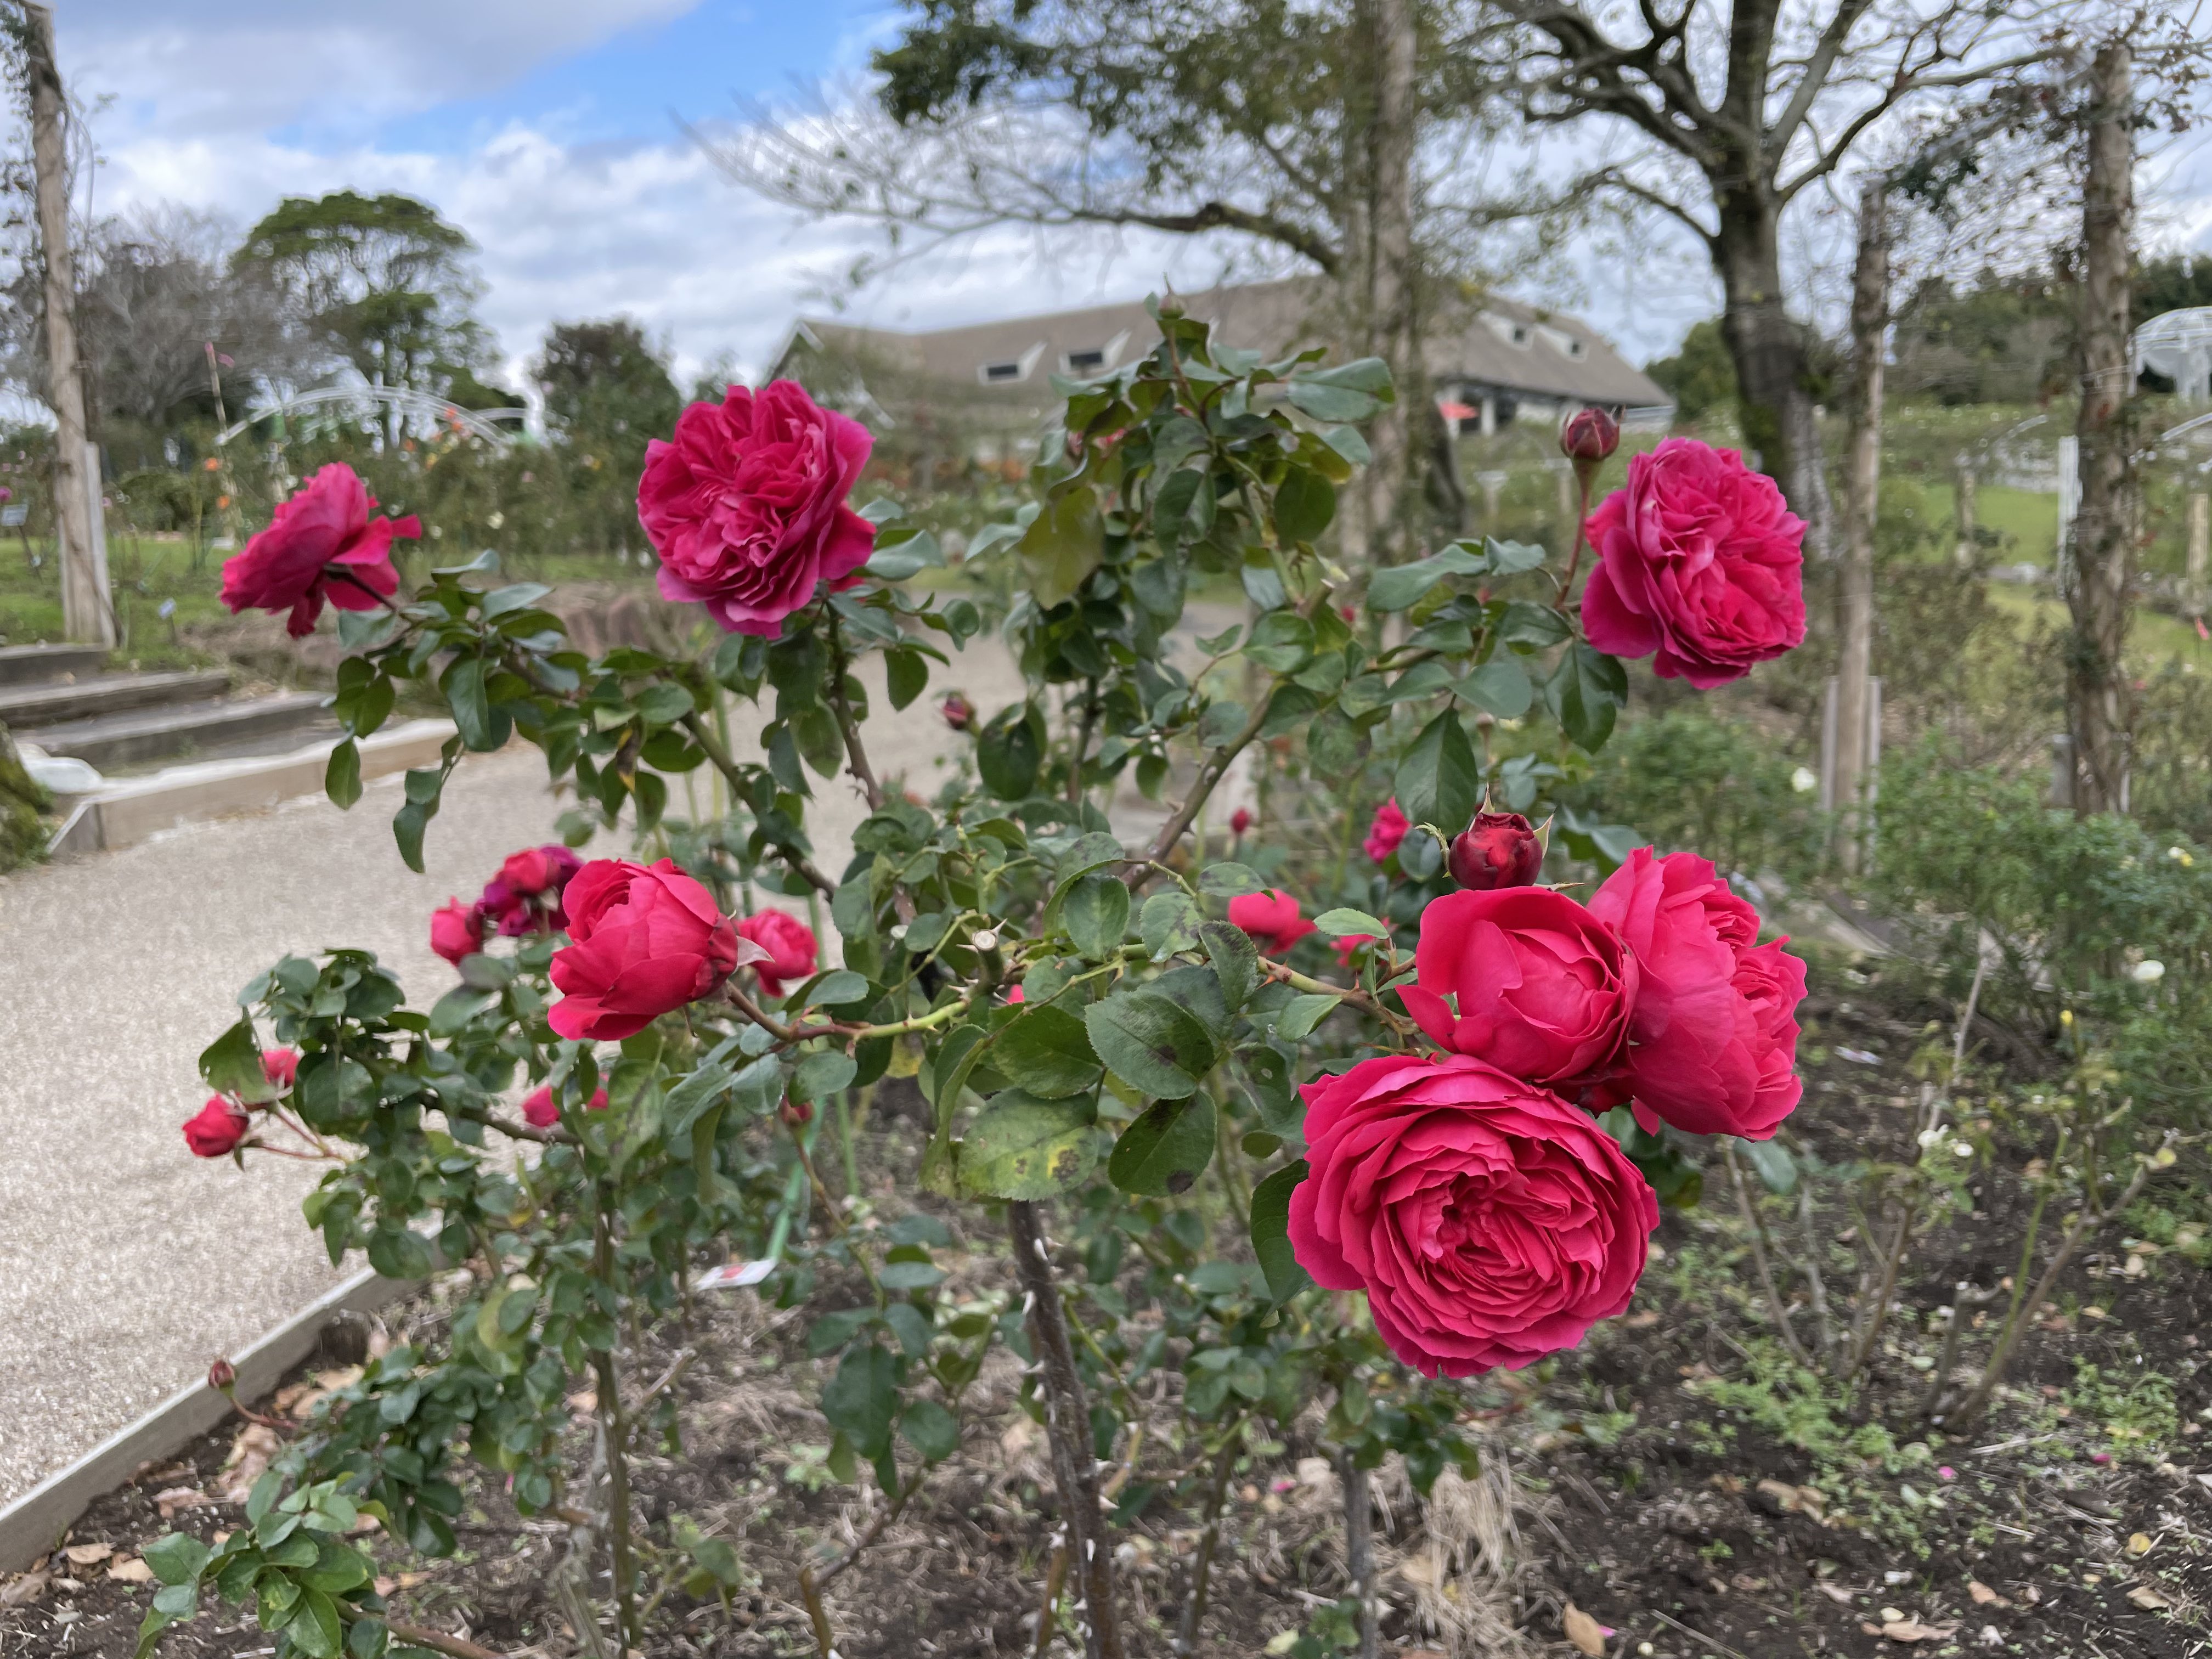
[46, 718, 457, 856]
[0, 644, 108, 689]
[0, 670, 232, 728]
[23, 691, 332, 772]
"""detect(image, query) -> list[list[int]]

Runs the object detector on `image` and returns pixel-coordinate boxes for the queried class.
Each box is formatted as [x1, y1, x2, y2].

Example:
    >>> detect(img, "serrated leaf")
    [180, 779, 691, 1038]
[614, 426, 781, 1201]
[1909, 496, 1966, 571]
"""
[1455, 656, 1533, 718]
[1197, 862, 1266, 898]
[1108, 1094, 1216, 1197]
[1394, 710, 1482, 832]
[822, 1343, 898, 1460]
[1139, 890, 1203, 959]
[1199, 921, 1260, 1009]
[1275, 993, 1341, 1041]
[958, 1091, 1099, 1199]
[1084, 993, 1217, 1099]
[1018, 486, 1103, 609]
[900, 1397, 961, 1463]
[1063, 872, 1130, 960]
[1550, 642, 1628, 752]
[1272, 467, 1336, 546]
[1251, 1160, 1313, 1302]
[1312, 907, 1388, 938]
[142, 1533, 212, 1587]
[993, 1006, 1103, 1099]
[1367, 543, 1488, 612]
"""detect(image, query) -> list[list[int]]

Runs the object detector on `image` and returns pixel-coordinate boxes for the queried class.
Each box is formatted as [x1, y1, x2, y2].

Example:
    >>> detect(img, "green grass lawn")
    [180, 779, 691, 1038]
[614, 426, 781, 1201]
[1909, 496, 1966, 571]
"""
[1984, 583, 2212, 669]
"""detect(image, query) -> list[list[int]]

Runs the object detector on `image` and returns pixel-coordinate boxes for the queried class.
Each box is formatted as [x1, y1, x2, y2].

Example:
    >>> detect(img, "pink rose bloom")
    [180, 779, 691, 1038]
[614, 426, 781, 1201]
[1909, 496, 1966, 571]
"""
[1404, 887, 1637, 1092]
[261, 1048, 300, 1088]
[483, 844, 585, 934]
[1586, 848, 1807, 1139]
[219, 464, 421, 638]
[1580, 438, 1807, 687]
[548, 859, 756, 1041]
[1363, 799, 1409, 864]
[431, 897, 484, 964]
[1288, 1052, 1657, 1376]
[1228, 889, 1316, 956]
[1333, 933, 1379, 971]
[637, 380, 877, 636]
[520, 1085, 608, 1128]
[183, 1096, 249, 1158]
[734, 909, 820, 998]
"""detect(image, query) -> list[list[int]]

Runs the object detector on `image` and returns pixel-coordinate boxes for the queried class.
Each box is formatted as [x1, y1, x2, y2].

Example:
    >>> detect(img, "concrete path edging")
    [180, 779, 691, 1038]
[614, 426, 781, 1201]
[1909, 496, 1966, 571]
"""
[47, 719, 457, 856]
[0, 1268, 410, 1574]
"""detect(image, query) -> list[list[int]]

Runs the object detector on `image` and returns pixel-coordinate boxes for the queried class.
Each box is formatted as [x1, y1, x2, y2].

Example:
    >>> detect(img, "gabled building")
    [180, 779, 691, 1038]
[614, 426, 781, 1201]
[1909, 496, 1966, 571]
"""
[768, 276, 1672, 444]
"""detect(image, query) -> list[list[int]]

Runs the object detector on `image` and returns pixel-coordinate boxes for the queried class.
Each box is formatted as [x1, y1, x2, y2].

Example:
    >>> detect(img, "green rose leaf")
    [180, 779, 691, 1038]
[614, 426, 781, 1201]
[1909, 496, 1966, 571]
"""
[1063, 872, 1131, 960]
[1250, 1159, 1314, 1302]
[1084, 992, 1218, 1099]
[1394, 710, 1482, 833]
[822, 1342, 899, 1460]
[958, 1091, 1099, 1200]
[993, 1005, 1104, 1099]
[1108, 1093, 1217, 1197]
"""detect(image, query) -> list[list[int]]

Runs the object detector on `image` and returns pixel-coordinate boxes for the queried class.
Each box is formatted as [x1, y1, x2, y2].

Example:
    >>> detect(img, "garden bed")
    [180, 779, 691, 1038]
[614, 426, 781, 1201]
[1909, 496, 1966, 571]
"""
[6, 977, 2209, 1659]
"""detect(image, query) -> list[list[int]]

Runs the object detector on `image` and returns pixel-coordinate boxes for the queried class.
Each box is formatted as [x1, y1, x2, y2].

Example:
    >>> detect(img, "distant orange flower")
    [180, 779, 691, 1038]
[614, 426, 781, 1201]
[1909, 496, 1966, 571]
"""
[217, 494, 232, 509]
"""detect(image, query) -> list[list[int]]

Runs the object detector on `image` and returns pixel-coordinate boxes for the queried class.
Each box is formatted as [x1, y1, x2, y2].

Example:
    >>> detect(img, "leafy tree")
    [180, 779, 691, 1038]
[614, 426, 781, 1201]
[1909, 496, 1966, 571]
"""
[233, 190, 489, 404]
[2135, 253, 2212, 321]
[1644, 318, 1739, 423]
[532, 318, 684, 556]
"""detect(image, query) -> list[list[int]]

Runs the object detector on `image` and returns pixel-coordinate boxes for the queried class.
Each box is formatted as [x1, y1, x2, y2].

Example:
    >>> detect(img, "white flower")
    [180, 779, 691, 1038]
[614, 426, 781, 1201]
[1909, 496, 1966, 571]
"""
[1917, 1127, 1944, 1148]
[1953, 1142, 1974, 1158]
[2131, 958, 2165, 984]
[2168, 846, 2195, 867]
[1791, 766, 1819, 794]
[487, 510, 505, 529]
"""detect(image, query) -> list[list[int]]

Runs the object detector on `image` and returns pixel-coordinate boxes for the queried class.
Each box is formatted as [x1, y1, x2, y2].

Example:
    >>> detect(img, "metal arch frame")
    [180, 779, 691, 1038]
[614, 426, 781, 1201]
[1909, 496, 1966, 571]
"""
[216, 385, 531, 451]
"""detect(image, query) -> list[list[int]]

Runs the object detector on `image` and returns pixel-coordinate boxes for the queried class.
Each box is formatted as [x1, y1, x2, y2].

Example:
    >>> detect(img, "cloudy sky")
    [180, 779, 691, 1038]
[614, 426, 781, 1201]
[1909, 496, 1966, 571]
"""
[54, 2, 2212, 393]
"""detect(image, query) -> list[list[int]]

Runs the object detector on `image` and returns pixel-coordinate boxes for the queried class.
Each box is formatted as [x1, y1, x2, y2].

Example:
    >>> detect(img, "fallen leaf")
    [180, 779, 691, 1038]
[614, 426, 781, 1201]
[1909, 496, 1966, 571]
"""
[132, 1461, 191, 1487]
[1755, 1478, 1803, 1513]
[1795, 1485, 1827, 1519]
[217, 1423, 285, 1504]
[1707, 1472, 1742, 1494]
[1562, 1601, 1607, 1658]
[153, 1486, 212, 1519]
[61, 1544, 114, 1567]
[0, 1571, 49, 1608]
[1621, 1310, 1660, 1328]
[1817, 1583, 1858, 1606]
[1397, 1555, 1440, 1588]
[2126, 1532, 2153, 1556]
[1968, 1581, 2010, 1607]
[107, 1558, 155, 1584]
[1880, 1619, 1959, 1643]
[2128, 1584, 2174, 1611]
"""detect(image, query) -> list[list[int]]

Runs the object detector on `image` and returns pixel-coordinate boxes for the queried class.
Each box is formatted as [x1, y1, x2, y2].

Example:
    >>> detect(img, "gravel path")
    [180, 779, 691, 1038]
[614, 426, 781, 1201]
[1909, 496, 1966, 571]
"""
[0, 645, 1043, 1506]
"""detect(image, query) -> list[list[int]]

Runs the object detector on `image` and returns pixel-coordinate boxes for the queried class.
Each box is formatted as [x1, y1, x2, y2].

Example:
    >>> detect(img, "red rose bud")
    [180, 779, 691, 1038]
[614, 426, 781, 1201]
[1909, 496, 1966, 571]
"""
[780, 1099, 814, 1128]
[1229, 808, 1253, 838]
[735, 909, 820, 998]
[1560, 405, 1621, 464]
[183, 1096, 249, 1158]
[1448, 812, 1543, 890]
[940, 693, 974, 731]
[431, 896, 485, 964]
[207, 1357, 237, 1393]
[261, 1048, 300, 1088]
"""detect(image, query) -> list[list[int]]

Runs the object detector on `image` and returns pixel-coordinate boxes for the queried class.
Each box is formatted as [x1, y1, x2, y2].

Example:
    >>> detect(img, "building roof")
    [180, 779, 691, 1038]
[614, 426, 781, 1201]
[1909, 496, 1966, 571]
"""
[773, 276, 1671, 413]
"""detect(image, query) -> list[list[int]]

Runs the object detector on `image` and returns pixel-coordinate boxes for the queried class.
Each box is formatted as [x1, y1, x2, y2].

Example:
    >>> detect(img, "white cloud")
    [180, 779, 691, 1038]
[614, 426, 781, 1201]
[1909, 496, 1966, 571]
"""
[63, 1, 699, 140]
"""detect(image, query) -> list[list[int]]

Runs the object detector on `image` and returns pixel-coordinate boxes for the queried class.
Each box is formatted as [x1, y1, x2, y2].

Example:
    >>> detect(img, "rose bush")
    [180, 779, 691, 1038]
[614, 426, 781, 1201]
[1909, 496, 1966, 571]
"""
[155, 338, 1812, 1659]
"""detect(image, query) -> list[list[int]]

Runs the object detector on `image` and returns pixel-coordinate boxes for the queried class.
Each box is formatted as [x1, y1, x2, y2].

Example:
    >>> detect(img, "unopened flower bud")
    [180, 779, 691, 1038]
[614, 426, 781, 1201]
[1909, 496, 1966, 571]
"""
[1447, 811, 1543, 890]
[780, 1099, 814, 1128]
[208, 1357, 237, 1393]
[940, 693, 975, 732]
[1229, 808, 1252, 838]
[1560, 406, 1621, 465]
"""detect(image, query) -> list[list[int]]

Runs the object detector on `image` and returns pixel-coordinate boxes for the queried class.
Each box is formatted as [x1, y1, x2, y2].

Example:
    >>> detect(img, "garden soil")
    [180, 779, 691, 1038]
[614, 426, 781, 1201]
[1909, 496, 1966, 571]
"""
[5, 980, 2210, 1658]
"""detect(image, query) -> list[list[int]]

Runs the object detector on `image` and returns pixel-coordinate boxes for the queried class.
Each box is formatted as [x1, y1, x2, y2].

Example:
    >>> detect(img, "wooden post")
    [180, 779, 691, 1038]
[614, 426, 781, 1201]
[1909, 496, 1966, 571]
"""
[1833, 178, 1889, 873]
[2186, 492, 2208, 616]
[2067, 41, 2135, 815]
[1954, 464, 1978, 569]
[23, 4, 110, 648]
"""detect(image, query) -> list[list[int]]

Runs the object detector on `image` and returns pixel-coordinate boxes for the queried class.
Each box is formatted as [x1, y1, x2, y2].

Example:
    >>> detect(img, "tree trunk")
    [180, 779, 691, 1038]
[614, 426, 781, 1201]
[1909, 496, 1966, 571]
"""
[2068, 41, 2135, 816]
[1714, 193, 1832, 562]
[1350, 0, 1419, 565]
[24, 4, 110, 648]
[1833, 180, 1888, 873]
[1955, 465, 1979, 569]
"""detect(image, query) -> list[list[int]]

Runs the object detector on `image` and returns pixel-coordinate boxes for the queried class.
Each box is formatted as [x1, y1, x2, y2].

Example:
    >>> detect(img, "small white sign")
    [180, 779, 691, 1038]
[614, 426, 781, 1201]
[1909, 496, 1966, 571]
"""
[694, 1259, 775, 1291]
[0, 505, 26, 527]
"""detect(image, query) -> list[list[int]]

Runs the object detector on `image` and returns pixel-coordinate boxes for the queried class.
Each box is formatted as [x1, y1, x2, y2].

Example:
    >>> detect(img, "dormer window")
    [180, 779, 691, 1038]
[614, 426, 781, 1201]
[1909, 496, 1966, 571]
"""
[977, 340, 1048, 385]
[1065, 348, 1107, 373]
[1485, 313, 1534, 349]
[1536, 324, 1587, 359]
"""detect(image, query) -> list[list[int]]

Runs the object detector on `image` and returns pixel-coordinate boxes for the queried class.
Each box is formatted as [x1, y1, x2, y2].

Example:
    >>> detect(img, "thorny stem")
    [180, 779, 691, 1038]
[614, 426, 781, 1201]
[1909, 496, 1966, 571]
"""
[591, 1193, 641, 1654]
[1131, 689, 1279, 882]
[1069, 678, 1101, 807]
[334, 1603, 505, 1659]
[1032, 1543, 1072, 1659]
[1007, 1200, 1122, 1659]
[826, 612, 888, 813]
[1723, 1142, 1813, 1367]
[1337, 1449, 1378, 1659]
[1258, 958, 1418, 1042]
[679, 711, 838, 896]
[800, 1471, 928, 1658]
[1921, 1280, 2001, 1419]
[1554, 464, 1596, 612]
[1949, 1130, 2172, 1427]
[1173, 1429, 1245, 1655]
[1796, 1180, 1837, 1357]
